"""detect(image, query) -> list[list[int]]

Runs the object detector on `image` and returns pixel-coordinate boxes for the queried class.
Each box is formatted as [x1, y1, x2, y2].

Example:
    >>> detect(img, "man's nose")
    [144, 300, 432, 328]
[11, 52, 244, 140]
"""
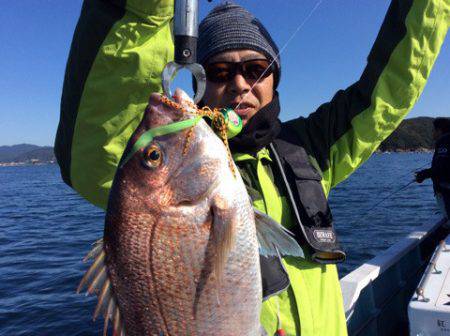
[228, 72, 251, 94]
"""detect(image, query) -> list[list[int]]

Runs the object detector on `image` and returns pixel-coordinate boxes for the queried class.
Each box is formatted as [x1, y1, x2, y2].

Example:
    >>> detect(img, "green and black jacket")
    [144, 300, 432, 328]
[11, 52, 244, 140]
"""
[55, 0, 449, 335]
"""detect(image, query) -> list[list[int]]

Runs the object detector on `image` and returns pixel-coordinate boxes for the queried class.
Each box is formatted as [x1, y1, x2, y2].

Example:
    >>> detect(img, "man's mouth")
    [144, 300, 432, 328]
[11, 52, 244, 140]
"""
[232, 102, 255, 117]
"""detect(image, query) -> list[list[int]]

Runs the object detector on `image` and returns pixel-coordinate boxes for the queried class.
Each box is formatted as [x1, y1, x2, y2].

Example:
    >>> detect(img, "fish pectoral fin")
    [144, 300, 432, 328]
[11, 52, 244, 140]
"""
[78, 238, 126, 336]
[211, 197, 237, 282]
[254, 208, 304, 258]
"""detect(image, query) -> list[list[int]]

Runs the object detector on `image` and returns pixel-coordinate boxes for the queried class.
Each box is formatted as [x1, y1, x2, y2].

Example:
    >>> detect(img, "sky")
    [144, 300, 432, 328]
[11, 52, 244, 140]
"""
[0, 0, 448, 146]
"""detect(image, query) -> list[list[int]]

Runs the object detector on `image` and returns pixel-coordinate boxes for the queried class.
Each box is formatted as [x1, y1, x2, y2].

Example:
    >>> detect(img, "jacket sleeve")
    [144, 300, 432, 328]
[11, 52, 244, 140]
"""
[54, 0, 174, 209]
[285, 0, 449, 194]
[417, 168, 433, 181]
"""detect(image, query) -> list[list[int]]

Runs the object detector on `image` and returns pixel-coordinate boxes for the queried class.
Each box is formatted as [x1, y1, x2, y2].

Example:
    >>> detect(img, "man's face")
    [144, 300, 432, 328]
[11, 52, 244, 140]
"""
[202, 50, 274, 126]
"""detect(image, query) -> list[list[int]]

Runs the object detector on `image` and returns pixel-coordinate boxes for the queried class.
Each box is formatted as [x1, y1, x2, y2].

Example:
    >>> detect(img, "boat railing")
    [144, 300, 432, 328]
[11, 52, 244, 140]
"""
[340, 216, 448, 336]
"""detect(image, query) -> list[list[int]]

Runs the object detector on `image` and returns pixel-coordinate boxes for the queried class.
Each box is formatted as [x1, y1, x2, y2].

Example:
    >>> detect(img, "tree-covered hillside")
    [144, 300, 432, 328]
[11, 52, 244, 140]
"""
[379, 117, 435, 152]
[0, 144, 55, 163]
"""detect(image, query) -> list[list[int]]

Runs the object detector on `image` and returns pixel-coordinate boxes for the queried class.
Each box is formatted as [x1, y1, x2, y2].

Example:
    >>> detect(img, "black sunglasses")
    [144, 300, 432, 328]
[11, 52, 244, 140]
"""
[204, 59, 274, 83]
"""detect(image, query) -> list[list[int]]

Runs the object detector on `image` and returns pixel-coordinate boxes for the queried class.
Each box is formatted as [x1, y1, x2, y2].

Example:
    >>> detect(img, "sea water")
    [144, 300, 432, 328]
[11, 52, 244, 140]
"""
[0, 153, 438, 335]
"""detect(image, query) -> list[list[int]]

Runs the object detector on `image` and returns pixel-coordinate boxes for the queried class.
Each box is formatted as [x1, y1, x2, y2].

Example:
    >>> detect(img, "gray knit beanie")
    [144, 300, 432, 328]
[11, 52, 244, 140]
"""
[198, 2, 281, 88]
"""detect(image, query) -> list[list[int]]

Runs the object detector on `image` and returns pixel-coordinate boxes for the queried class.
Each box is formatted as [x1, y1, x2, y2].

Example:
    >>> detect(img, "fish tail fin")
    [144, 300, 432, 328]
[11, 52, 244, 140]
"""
[254, 208, 304, 258]
[78, 239, 126, 336]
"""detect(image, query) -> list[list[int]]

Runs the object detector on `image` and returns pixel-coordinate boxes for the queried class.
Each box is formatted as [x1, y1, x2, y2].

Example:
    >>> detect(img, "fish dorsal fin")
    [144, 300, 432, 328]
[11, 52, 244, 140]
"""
[77, 239, 126, 336]
[254, 208, 304, 258]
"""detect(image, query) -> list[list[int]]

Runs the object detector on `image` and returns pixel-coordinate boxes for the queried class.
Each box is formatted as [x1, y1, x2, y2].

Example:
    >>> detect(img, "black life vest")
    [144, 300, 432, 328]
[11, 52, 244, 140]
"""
[259, 136, 345, 299]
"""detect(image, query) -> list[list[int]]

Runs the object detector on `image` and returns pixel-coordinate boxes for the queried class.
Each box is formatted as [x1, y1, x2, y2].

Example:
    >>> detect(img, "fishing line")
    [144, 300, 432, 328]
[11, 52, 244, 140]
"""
[350, 160, 431, 219]
[411, 161, 431, 172]
[235, 0, 323, 110]
[392, 160, 431, 181]
[365, 179, 416, 213]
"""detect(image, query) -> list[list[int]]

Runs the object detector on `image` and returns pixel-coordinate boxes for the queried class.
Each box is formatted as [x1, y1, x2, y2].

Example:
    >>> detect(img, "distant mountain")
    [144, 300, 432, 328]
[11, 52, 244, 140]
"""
[0, 144, 41, 162]
[0, 144, 55, 164]
[14, 147, 55, 163]
[379, 117, 435, 152]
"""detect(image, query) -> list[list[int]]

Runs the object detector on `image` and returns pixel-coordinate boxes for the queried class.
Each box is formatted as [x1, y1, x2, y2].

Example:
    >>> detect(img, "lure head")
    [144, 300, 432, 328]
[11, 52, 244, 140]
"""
[219, 108, 242, 139]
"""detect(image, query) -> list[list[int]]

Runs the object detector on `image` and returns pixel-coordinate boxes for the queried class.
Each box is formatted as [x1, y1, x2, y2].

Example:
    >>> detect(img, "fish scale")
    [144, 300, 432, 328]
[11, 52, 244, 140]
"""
[112, 92, 261, 336]
[104, 166, 261, 335]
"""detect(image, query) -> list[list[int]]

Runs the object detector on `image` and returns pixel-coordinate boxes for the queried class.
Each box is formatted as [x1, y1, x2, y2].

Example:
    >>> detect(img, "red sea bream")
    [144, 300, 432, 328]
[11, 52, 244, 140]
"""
[78, 90, 302, 336]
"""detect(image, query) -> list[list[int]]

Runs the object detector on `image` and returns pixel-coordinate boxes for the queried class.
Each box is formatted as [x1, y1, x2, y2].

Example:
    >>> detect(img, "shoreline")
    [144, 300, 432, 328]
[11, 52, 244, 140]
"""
[0, 161, 56, 167]
[0, 150, 433, 167]
[375, 149, 433, 154]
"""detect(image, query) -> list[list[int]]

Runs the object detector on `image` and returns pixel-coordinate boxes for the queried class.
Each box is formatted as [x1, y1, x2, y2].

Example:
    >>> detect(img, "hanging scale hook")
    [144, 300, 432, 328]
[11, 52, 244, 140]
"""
[162, 0, 206, 104]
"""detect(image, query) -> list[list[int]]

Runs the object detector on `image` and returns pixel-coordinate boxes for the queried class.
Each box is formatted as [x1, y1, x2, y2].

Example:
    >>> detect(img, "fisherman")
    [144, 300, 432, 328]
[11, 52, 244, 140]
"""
[415, 118, 450, 222]
[55, 1, 448, 335]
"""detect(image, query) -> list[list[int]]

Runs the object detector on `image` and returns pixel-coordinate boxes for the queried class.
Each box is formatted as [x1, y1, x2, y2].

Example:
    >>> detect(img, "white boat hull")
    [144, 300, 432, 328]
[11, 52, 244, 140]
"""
[341, 215, 448, 335]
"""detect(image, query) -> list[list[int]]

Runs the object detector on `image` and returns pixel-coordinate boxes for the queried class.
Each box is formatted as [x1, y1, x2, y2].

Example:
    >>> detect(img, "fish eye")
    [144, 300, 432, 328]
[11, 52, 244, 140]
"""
[142, 145, 163, 168]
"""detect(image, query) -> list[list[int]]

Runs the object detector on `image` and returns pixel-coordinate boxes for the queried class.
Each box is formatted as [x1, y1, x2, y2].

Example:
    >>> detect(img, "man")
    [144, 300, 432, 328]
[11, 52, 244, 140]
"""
[415, 118, 450, 221]
[55, 1, 449, 335]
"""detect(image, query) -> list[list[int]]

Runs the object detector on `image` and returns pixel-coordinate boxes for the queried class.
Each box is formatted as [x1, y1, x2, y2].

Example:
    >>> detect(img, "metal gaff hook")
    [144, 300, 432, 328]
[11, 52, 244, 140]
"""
[161, 0, 206, 104]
